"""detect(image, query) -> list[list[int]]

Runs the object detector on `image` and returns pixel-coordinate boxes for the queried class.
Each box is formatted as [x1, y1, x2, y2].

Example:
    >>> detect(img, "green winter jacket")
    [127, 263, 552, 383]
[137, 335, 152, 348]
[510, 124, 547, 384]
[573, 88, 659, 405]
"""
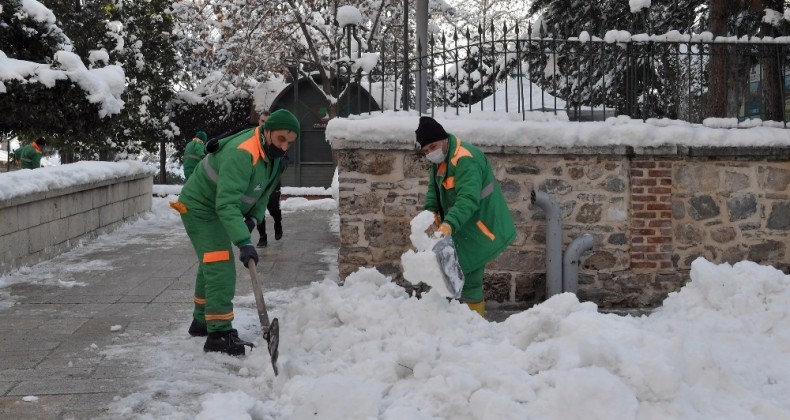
[182, 138, 206, 180]
[178, 127, 285, 247]
[424, 134, 516, 272]
[16, 143, 43, 169]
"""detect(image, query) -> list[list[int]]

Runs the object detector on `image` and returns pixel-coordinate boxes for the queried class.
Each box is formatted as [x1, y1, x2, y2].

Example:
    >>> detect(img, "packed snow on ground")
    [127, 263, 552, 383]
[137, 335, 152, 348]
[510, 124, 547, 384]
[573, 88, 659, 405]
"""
[93, 197, 790, 420]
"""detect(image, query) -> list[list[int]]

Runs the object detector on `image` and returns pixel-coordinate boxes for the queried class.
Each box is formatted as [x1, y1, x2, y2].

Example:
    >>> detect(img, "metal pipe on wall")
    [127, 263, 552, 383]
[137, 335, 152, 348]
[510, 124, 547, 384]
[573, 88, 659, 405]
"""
[562, 234, 594, 294]
[531, 190, 563, 298]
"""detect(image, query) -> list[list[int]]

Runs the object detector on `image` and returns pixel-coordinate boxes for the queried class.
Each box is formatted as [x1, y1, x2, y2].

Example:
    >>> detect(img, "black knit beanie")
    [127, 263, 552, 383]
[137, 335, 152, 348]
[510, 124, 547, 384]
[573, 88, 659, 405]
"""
[35, 137, 46, 146]
[415, 116, 448, 148]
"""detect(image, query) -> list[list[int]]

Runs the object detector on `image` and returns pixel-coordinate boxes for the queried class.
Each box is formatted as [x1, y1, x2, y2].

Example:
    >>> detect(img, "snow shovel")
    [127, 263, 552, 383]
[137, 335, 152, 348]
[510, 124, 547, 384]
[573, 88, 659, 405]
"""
[432, 234, 465, 299]
[247, 261, 280, 376]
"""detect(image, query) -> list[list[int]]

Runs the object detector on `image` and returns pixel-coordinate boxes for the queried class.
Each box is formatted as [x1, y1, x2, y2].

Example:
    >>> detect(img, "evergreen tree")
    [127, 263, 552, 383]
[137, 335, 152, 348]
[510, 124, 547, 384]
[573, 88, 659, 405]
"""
[1, 1, 179, 161]
[0, 0, 103, 144]
[48, 0, 180, 160]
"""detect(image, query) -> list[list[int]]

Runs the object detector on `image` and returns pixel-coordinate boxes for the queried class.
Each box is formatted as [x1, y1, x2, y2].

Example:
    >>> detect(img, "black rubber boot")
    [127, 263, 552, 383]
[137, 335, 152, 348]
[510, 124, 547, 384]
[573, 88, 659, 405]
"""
[203, 330, 254, 356]
[274, 221, 283, 240]
[257, 234, 268, 247]
[188, 319, 208, 337]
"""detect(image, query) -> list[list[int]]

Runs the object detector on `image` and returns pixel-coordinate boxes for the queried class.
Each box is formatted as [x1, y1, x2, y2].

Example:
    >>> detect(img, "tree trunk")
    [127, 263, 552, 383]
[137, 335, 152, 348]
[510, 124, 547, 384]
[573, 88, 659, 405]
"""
[159, 140, 166, 184]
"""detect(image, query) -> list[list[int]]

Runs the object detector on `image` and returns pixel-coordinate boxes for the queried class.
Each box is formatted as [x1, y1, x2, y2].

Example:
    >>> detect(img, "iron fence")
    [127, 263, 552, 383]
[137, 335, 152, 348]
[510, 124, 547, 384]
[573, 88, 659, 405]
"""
[335, 23, 790, 126]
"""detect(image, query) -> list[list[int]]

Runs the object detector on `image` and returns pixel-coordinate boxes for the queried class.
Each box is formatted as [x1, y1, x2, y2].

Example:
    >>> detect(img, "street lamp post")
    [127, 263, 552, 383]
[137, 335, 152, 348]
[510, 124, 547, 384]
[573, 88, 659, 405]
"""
[416, 0, 428, 114]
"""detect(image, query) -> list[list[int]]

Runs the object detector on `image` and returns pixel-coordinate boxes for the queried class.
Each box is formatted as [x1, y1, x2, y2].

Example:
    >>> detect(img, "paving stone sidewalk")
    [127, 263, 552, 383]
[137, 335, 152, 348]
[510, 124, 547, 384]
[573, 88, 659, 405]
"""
[0, 206, 520, 419]
[0, 210, 338, 419]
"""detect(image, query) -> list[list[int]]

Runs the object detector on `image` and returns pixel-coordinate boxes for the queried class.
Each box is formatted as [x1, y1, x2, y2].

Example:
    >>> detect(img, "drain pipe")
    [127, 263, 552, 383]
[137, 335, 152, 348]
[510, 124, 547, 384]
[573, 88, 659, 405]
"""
[563, 234, 594, 294]
[531, 191, 563, 298]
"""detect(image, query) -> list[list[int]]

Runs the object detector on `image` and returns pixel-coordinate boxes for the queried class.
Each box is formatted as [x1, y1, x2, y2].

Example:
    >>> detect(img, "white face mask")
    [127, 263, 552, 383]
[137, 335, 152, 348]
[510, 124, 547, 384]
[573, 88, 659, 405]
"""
[425, 149, 446, 164]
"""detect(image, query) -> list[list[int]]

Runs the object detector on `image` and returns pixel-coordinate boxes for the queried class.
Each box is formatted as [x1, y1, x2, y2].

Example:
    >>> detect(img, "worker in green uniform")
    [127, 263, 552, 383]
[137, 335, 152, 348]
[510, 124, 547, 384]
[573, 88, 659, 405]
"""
[170, 109, 300, 356]
[16, 137, 46, 169]
[416, 116, 516, 317]
[183, 131, 207, 181]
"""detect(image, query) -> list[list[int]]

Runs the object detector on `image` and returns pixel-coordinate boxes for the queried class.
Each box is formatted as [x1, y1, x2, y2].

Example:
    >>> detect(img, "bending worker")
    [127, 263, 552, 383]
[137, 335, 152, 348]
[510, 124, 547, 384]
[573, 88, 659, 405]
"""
[170, 109, 300, 356]
[416, 116, 515, 317]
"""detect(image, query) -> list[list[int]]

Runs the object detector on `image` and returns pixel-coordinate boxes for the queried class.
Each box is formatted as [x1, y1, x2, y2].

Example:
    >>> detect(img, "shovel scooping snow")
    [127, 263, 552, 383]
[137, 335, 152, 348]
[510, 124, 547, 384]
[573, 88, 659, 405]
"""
[432, 234, 464, 299]
[402, 211, 465, 298]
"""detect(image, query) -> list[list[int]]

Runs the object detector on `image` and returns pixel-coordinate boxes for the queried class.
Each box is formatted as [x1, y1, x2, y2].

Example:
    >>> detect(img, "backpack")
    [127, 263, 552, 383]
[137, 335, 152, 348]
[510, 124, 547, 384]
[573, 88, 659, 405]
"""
[205, 126, 254, 153]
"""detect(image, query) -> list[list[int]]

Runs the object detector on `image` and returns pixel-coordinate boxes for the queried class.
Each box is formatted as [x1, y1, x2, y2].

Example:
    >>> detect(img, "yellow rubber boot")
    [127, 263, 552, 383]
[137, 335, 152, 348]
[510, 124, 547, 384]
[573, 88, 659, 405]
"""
[466, 301, 486, 317]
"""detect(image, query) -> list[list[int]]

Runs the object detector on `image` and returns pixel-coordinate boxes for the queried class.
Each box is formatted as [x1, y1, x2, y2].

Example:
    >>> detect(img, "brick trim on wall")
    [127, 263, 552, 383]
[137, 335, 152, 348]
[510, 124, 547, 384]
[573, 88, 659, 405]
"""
[630, 159, 674, 271]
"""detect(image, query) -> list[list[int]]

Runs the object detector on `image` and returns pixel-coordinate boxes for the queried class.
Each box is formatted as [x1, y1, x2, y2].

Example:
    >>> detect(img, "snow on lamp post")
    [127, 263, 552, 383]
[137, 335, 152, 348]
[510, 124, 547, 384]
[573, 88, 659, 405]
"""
[337, 6, 363, 61]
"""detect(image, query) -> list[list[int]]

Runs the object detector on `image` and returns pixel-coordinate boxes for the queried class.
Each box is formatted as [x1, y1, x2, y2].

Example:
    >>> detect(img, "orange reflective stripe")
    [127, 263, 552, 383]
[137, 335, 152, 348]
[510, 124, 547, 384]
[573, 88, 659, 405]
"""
[205, 312, 234, 321]
[450, 139, 473, 166]
[477, 220, 496, 240]
[169, 201, 188, 214]
[237, 127, 264, 165]
[203, 250, 230, 263]
[442, 176, 455, 190]
[193, 297, 206, 305]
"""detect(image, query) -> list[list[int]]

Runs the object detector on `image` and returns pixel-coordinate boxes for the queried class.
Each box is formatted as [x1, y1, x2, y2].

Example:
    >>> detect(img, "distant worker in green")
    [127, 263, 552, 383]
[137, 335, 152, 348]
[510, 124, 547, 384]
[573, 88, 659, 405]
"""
[170, 110, 300, 356]
[16, 137, 46, 169]
[183, 131, 207, 181]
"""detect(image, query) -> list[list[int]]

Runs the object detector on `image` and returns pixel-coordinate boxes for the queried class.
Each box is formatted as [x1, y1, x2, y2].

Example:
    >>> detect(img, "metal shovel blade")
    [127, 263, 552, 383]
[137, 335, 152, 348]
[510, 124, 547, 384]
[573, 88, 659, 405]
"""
[265, 318, 279, 376]
[432, 235, 465, 299]
[248, 261, 279, 376]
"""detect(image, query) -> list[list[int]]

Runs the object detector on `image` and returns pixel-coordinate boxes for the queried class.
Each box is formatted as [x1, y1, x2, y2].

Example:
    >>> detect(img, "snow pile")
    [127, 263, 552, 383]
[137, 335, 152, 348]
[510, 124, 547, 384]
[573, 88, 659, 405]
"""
[107, 254, 790, 419]
[0, 160, 155, 201]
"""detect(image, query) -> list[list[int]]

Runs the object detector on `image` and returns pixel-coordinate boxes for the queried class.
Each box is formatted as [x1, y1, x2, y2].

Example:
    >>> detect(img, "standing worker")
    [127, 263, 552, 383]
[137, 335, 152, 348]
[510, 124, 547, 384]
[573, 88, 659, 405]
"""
[16, 137, 46, 169]
[416, 116, 516, 317]
[183, 131, 207, 181]
[170, 109, 300, 356]
[255, 111, 284, 247]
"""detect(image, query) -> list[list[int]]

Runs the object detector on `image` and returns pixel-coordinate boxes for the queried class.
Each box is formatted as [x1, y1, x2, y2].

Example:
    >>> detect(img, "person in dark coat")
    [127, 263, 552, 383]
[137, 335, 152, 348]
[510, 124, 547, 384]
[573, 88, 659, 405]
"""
[255, 111, 284, 247]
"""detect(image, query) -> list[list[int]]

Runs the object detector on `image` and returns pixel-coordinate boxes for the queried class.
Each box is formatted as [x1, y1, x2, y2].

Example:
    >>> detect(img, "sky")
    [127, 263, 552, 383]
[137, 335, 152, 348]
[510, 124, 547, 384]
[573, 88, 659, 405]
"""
[2, 143, 790, 418]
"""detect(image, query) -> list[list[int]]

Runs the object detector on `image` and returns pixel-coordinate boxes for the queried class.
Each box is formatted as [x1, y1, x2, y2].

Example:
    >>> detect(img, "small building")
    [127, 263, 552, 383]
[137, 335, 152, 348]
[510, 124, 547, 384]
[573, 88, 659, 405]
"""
[257, 76, 380, 188]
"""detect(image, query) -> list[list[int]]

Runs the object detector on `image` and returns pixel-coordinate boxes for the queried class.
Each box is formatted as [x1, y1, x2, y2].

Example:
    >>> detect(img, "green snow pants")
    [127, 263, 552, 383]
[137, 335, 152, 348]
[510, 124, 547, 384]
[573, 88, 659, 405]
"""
[461, 266, 484, 304]
[181, 212, 237, 333]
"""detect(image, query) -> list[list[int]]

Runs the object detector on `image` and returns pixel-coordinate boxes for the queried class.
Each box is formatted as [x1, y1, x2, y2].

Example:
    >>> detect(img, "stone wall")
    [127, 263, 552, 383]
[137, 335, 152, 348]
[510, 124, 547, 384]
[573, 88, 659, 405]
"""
[0, 172, 153, 274]
[333, 140, 790, 309]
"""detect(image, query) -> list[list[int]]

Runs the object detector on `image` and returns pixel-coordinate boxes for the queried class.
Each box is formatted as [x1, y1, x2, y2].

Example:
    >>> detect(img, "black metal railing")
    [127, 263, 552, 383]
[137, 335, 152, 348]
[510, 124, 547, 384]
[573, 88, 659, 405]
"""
[334, 23, 790, 126]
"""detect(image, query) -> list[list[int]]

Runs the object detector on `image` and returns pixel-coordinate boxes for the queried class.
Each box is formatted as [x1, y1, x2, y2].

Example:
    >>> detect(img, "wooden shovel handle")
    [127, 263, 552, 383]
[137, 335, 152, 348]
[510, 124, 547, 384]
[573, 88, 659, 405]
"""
[247, 261, 271, 329]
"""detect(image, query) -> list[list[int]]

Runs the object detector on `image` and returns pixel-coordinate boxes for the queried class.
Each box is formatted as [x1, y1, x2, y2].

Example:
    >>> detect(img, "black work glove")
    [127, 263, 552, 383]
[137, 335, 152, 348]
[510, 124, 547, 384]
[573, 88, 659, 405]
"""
[239, 244, 259, 267]
[244, 216, 256, 233]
